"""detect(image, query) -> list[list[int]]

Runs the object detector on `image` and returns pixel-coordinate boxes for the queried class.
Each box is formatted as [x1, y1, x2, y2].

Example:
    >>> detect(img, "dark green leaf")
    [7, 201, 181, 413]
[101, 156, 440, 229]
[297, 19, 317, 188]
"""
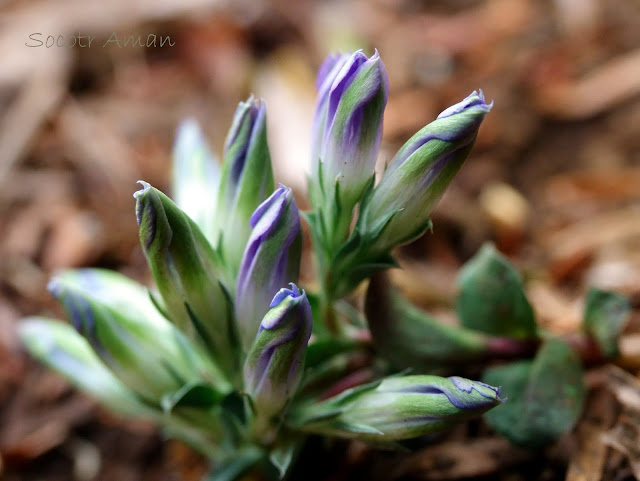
[305, 338, 365, 369]
[483, 338, 585, 448]
[583, 288, 630, 358]
[457, 243, 537, 339]
[161, 383, 224, 412]
[366, 273, 490, 371]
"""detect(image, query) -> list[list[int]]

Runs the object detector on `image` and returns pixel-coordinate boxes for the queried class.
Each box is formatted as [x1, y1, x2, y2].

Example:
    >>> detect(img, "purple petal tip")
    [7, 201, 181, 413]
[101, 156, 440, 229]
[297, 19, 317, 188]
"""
[269, 283, 303, 308]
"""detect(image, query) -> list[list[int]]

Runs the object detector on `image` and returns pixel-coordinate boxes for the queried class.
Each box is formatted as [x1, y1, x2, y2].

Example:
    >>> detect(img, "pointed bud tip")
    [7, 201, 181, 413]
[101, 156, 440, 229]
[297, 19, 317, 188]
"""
[132, 181, 161, 250]
[449, 376, 506, 406]
[249, 184, 292, 227]
[46, 277, 63, 299]
[176, 117, 201, 136]
[133, 181, 152, 226]
[317, 52, 351, 90]
[269, 283, 303, 308]
[133, 180, 151, 199]
[46, 280, 96, 335]
[174, 118, 208, 154]
[437, 90, 493, 119]
[241, 94, 266, 114]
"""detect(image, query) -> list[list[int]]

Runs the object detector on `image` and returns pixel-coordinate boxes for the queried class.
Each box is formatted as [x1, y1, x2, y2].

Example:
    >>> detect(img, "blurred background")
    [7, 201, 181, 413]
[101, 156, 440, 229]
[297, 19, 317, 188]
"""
[1, 0, 640, 479]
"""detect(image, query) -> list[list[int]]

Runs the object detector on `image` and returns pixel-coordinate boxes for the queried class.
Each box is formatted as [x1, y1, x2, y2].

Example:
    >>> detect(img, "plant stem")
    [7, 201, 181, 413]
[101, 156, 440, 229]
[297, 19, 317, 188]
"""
[486, 332, 605, 365]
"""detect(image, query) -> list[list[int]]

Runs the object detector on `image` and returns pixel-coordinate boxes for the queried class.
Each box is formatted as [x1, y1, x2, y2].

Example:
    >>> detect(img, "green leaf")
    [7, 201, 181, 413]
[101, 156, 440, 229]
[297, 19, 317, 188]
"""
[161, 383, 224, 412]
[205, 447, 264, 481]
[331, 252, 398, 300]
[365, 273, 491, 371]
[457, 243, 537, 339]
[483, 338, 585, 448]
[305, 338, 365, 369]
[583, 288, 630, 358]
[298, 352, 367, 402]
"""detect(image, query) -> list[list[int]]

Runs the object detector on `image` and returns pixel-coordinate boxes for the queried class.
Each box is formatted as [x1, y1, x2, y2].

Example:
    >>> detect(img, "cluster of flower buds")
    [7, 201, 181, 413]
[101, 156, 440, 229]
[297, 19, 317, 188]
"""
[20, 50, 502, 481]
[306, 50, 492, 300]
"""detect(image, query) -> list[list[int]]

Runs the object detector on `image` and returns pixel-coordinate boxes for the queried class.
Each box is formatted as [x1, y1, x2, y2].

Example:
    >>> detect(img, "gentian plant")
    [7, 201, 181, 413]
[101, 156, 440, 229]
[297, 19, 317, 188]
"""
[21, 49, 626, 479]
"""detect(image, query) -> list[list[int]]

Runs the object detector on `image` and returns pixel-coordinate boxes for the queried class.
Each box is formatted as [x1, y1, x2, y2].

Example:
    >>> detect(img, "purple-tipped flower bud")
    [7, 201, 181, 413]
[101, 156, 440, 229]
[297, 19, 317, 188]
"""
[216, 96, 275, 279]
[243, 284, 312, 423]
[19, 317, 157, 418]
[360, 90, 492, 251]
[236, 185, 302, 350]
[291, 374, 504, 441]
[47, 273, 230, 402]
[309, 51, 389, 247]
[310, 52, 352, 182]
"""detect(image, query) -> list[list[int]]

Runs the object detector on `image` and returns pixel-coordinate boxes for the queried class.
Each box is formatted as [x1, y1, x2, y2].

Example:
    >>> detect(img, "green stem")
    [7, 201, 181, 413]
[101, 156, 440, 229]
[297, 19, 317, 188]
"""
[320, 268, 342, 336]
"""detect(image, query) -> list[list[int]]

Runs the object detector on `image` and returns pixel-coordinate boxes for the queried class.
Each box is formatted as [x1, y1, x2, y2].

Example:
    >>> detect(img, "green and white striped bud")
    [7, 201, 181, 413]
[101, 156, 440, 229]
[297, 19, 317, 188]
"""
[309, 51, 388, 251]
[236, 185, 302, 350]
[47, 271, 230, 403]
[171, 118, 220, 243]
[290, 375, 503, 441]
[215, 96, 275, 280]
[134, 182, 238, 376]
[359, 90, 492, 251]
[20, 316, 156, 417]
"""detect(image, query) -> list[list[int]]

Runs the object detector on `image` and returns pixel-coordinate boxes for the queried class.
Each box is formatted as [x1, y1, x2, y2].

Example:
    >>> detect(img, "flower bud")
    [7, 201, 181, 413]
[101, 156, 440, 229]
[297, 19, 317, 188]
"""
[310, 52, 351, 185]
[134, 182, 238, 376]
[215, 96, 275, 278]
[236, 185, 302, 349]
[291, 374, 503, 441]
[244, 284, 312, 422]
[359, 90, 492, 251]
[20, 317, 155, 417]
[171, 118, 220, 242]
[310, 50, 388, 246]
[47, 274, 230, 402]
